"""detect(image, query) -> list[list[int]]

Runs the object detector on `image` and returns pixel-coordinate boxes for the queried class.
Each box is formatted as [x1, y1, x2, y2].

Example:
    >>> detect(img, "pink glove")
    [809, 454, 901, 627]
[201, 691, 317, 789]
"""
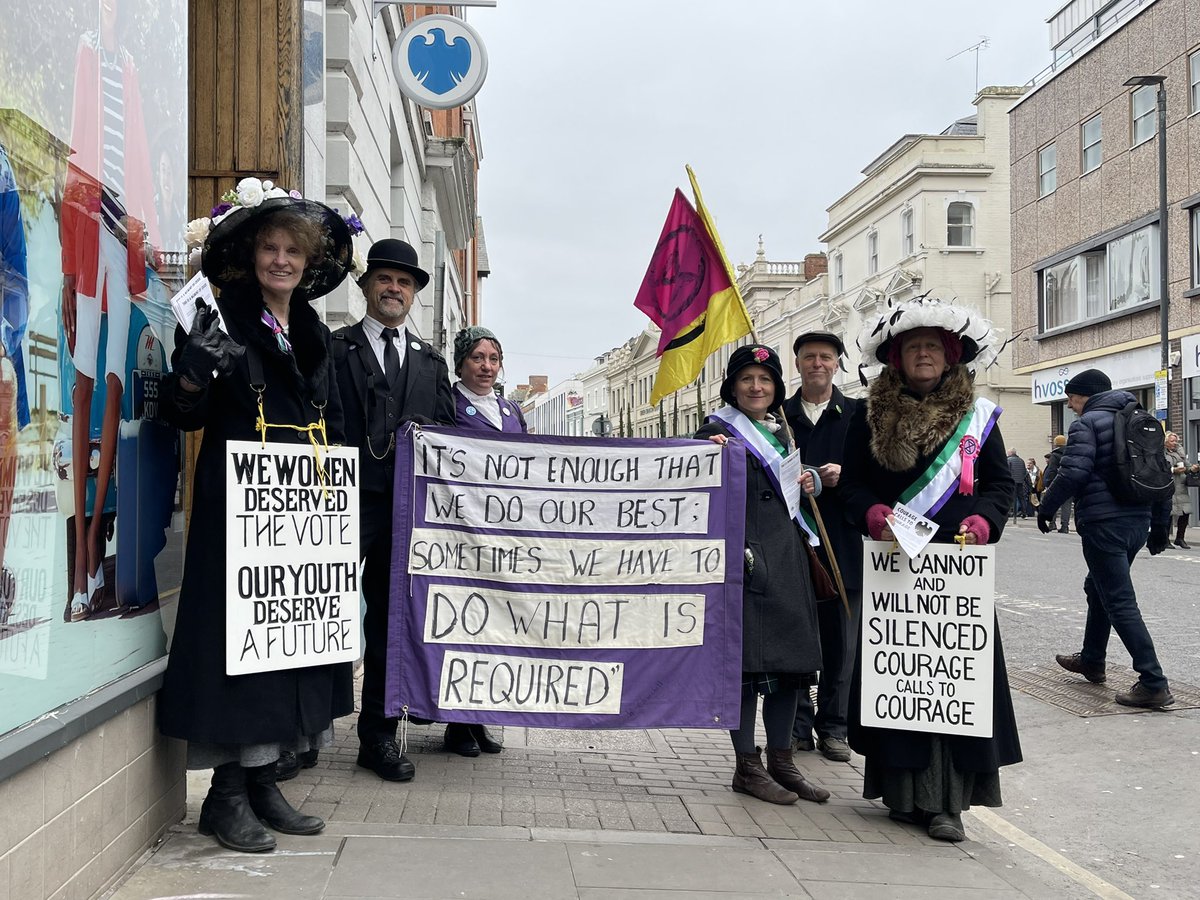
[960, 514, 991, 546]
[866, 504, 894, 541]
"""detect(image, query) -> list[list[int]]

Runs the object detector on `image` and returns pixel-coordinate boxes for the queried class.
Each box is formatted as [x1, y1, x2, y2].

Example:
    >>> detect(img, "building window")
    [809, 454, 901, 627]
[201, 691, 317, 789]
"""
[1038, 144, 1057, 197]
[1081, 115, 1102, 174]
[1084, 252, 1106, 318]
[1043, 257, 1079, 331]
[1039, 224, 1158, 330]
[1107, 225, 1156, 309]
[1192, 208, 1200, 287]
[900, 208, 914, 257]
[867, 231, 878, 275]
[1191, 51, 1200, 113]
[1132, 85, 1156, 145]
[947, 202, 975, 247]
[832, 252, 844, 293]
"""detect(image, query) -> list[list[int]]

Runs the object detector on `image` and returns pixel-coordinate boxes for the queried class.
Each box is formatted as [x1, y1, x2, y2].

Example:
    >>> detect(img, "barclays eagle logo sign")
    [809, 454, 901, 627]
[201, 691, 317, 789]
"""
[394, 15, 488, 110]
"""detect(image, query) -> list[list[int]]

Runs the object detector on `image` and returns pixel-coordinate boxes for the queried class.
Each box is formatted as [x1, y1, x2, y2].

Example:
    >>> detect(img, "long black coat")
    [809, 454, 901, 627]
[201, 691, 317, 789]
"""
[783, 385, 862, 592]
[157, 287, 354, 746]
[695, 420, 821, 675]
[331, 322, 455, 497]
[839, 365, 1021, 775]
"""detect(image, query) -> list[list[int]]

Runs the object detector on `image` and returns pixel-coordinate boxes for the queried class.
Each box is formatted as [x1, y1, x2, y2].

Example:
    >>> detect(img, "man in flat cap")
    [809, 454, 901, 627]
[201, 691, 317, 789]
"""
[287, 239, 453, 781]
[782, 332, 860, 762]
[1037, 368, 1174, 709]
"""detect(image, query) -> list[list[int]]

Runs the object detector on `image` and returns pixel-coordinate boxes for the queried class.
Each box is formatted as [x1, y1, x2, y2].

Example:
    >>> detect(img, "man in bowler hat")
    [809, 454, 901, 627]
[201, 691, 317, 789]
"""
[782, 332, 860, 763]
[319, 238, 455, 780]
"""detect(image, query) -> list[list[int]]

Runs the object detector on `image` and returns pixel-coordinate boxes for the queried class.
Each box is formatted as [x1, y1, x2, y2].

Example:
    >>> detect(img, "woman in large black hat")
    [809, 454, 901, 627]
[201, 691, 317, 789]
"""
[840, 294, 1021, 842]
[695, 344, 829, 806]
[157, 178, 356, 853]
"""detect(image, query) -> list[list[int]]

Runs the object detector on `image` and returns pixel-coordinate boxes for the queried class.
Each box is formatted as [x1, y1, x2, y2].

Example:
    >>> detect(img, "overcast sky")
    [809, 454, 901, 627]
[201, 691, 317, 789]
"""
[470, 1, 1056, 388]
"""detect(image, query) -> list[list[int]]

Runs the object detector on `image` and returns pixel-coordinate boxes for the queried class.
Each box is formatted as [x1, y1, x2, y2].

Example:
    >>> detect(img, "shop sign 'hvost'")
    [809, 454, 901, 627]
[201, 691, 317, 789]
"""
[1030, 345, 1161, 404]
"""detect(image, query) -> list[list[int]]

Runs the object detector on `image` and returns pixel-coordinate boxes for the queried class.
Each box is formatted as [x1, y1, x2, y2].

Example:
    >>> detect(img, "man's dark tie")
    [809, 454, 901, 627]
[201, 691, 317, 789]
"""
[381, 327, 400, 385]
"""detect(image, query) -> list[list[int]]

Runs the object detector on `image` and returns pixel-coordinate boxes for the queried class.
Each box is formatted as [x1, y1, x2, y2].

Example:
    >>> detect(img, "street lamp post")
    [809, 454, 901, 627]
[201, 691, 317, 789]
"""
[1126, 73, 1170, 426]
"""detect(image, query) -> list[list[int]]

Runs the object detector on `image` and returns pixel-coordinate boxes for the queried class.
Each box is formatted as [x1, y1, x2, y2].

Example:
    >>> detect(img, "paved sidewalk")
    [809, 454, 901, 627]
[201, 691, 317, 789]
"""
[104, 699, 1093, 899]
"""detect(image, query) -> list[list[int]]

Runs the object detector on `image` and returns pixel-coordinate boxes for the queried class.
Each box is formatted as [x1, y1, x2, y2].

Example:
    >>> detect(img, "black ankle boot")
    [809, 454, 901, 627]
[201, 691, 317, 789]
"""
[245, 763, 325, 835]
[197, 763, 276, 853]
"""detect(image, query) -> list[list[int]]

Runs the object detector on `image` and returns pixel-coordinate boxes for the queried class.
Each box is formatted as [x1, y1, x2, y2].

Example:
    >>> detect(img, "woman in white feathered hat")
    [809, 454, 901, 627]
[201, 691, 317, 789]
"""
[839, 294, 1021, 843]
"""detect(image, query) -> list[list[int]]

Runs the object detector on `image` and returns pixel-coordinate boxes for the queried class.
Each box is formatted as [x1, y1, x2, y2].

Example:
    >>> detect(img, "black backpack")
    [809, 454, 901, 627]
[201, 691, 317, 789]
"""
[1109, 400, 1174, 505]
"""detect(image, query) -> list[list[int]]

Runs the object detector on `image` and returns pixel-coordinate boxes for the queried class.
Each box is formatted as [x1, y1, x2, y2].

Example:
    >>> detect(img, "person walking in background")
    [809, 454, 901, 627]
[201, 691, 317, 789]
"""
[1038, 369, 1174, 710]
[1043, 435, 1072, 533]
[696, 345, 830, 806]
[327, 238, 455, 783]
[840, 295, 1021, 843]
[781, 331, 860, 765]
[1006, 449, 1031, 520]
[1026, 457, 1042, 509]
[1164, 432, 1195, 550]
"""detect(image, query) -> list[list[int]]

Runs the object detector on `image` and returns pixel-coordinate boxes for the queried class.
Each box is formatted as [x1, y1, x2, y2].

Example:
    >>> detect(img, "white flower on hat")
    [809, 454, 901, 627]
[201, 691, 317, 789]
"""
[235, 177, 265, 208]
[184, 216, 211, 249]
[350, 245, 366, 277]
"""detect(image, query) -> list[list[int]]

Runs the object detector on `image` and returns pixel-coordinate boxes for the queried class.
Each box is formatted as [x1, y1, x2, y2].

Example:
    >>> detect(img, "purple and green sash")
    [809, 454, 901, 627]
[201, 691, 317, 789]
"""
[708, 406, 820, 546]
[898, 398, 1002, 517]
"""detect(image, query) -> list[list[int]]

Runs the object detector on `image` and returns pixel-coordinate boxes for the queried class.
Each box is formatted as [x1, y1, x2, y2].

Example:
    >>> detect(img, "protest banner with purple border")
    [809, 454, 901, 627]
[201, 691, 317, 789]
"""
[386, 426, 746, 729]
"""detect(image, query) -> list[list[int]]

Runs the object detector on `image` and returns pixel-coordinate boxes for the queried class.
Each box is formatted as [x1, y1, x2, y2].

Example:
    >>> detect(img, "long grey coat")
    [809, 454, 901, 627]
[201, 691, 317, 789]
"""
[1167, 447, 1193, 517]
[695, 421, 822, 675]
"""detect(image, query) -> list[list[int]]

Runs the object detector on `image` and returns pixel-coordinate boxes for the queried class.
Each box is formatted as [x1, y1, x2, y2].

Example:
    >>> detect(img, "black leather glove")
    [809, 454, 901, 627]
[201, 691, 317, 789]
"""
[1147, 523, 1169, 555]
[177, 300, 243, 388]
[1036, 513, 1053, 534]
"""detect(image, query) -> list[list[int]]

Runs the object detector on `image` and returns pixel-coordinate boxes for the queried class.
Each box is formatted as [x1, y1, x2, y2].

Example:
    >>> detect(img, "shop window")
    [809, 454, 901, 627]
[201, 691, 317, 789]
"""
[0, 0, 188, 736]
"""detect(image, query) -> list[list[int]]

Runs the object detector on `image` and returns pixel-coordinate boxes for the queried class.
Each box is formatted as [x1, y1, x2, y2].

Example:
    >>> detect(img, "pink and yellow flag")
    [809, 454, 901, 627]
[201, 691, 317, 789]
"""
[634, 167, 752, 406]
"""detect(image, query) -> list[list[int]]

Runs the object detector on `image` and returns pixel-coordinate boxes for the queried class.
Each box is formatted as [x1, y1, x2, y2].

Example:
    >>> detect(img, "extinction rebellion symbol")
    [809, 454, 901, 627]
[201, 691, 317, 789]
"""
[393, 14, 489, 110]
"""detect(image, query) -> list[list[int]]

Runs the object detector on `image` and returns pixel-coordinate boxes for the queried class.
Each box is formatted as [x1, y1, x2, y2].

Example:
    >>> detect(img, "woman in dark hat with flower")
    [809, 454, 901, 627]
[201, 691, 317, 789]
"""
[839, 295, 1021, 842]
[695, 344, 829, 806]
[450, 326, 527, 434]
[157, 178, 356, 853]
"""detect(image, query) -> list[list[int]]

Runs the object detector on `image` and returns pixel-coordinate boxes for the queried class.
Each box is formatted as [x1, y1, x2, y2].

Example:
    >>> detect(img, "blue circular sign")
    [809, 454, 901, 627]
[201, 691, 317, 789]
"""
[393, 14, 488, 110]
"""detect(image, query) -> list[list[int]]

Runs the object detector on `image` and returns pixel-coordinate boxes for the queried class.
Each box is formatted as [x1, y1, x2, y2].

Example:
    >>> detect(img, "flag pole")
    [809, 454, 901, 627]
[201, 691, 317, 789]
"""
[691, 163, 850, 616]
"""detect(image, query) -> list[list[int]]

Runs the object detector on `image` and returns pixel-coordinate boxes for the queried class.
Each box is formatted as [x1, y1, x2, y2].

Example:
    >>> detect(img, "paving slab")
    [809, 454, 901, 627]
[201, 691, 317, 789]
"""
[328, 835, 578, 899]
[565, 841, 804, 894]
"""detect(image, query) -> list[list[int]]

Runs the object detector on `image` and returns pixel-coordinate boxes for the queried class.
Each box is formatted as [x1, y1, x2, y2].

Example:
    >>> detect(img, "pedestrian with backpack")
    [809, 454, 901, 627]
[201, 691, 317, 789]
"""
[1036, 369, 1174, 709]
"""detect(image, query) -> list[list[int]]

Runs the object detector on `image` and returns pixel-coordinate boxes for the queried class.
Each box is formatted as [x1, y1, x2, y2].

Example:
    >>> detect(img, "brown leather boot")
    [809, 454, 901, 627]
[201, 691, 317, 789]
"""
[766, 748, 830, 803]
[732, 749, 798, 804]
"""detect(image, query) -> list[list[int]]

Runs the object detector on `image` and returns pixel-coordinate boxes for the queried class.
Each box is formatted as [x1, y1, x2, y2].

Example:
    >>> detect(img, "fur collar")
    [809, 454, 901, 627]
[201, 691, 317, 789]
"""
[866, 365, 975, 472]
[219, 285, 331, 406]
